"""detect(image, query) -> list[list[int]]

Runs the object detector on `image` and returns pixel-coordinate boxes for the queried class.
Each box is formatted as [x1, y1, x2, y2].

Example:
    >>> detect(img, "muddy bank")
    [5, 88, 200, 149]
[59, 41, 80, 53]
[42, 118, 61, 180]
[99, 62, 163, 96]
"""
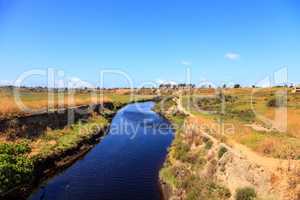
[0, 97, 158, 138]
[159, 180, 173, 200]
[0, 102, 116, 138]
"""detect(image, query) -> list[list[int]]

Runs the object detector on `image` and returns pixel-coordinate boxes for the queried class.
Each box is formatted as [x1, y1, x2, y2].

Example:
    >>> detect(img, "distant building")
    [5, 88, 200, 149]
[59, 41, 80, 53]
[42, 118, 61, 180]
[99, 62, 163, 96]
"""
[292, 86, 300, 93]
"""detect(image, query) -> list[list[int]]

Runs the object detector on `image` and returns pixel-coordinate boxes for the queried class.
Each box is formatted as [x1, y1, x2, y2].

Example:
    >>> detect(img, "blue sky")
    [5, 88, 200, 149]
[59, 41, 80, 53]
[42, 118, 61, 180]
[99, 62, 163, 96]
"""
[0, 0, 299, 87]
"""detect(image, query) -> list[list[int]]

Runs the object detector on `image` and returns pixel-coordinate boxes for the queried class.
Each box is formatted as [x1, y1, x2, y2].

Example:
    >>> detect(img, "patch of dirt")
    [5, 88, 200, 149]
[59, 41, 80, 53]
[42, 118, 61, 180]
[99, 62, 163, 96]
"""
[244, 123, 272, 132]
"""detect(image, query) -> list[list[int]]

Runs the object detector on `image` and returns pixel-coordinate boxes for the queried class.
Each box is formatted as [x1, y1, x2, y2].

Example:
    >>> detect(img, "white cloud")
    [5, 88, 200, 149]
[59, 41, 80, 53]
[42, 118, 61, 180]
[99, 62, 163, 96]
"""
[180, 60, 192, 66]
[224, 52, 240, 60]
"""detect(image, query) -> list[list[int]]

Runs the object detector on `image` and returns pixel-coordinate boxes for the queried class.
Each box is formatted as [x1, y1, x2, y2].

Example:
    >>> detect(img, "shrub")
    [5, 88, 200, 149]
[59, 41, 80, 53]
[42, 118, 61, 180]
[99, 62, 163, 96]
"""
[172, 140, 190, 161]
[267, 98, 277, 107]
[235, 187, 256, 200]
[202, 136, 210, 143]
[218, 146, 228, 159]
[0, 155, 33, 192]
[196, 97, 222, 112]
[14, 143, 31, 154]
[186, 187, 203, 200]
[267, 97, 286, 107]
[184, 152, 198, 164]
[160, 167, 179, 188]
[205, 140, 213, 150]
[0, 142, 33, 193]
[231, 109, 255, 122]
[240, 109, 255, 122]
[184, 175, 231, 200]
[0, 143, 31, 155]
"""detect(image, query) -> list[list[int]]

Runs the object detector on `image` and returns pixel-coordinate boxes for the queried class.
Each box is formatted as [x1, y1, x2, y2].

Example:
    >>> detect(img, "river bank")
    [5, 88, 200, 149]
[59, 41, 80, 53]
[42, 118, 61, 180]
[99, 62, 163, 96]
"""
[156, 97, 233, 200]
[157, 96, 300, 200]
[28, 101, 173, 200]
[0, 98, 157, 200]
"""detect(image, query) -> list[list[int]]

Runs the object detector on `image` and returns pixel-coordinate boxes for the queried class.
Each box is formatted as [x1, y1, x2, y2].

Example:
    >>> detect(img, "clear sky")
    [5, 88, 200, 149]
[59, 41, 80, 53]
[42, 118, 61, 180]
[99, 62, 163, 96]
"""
[0, 0, 299, 87]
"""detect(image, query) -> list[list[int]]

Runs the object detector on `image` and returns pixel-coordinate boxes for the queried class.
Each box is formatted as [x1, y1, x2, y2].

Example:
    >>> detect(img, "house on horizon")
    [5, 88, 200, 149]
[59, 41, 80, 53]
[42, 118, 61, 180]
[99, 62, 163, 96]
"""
[292, 85, 300, 93]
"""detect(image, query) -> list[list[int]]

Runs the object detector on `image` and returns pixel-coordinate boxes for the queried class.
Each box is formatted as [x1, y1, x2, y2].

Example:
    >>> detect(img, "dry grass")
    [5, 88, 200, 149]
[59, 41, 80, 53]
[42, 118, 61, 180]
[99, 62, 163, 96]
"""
[0, 88, 154, 119]
[0, 89, 110, 118]
[181, 88, 300, 159]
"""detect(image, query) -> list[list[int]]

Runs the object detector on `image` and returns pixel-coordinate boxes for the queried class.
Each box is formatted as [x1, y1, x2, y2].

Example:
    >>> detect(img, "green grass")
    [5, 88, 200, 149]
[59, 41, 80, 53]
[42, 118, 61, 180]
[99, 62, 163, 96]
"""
[238, 131, 268, 149]
[0, 142, 31, 155]
[160, 166, 180, 188]
[37, 116, 108, 158]
[106, 94, 154, 104]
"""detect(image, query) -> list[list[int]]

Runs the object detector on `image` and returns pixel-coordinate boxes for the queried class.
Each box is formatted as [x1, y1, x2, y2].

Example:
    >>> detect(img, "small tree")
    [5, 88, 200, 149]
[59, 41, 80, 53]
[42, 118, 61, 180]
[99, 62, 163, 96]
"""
[218, 146, 228, 159]
[235, 187, 256, 200]
[234, 84, 241, 88]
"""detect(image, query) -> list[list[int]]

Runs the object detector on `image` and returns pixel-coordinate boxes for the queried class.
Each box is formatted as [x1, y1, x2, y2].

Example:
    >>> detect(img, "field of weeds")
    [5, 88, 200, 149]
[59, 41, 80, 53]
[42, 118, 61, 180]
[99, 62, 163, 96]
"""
[181, 88, 300, 159]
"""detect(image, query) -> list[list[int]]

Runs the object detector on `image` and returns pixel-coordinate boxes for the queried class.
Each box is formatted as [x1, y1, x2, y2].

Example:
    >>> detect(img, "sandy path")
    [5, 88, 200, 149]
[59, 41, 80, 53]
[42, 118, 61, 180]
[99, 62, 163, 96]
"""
[176, 97, 300, 172]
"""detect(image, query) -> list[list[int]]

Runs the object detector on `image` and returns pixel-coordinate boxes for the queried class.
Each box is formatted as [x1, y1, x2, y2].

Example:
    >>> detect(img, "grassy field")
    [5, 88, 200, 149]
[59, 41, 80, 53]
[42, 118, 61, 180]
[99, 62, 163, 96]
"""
[0, 87, 154, 119]
[181, 88, 300, 159]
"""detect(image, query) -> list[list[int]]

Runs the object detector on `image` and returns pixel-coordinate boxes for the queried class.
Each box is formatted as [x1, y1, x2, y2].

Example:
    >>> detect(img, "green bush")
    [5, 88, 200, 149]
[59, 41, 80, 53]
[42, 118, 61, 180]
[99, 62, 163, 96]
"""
[0, 155, 33, 192]
[267, 98, 277, 107]
[235, 187, 256, 200]
[196, 97, 222, 112]
[218, 146, 228, 159]
[184, 175, 231, 200]
[0, 143, 31, 155]
[205, 140, 213, 150]
[267, 97, 286, 108]
[231, 109, 255, 122]
[173, 141, 190, 161]
[160, 166, 179, 188]
[0, 143, 33, 193]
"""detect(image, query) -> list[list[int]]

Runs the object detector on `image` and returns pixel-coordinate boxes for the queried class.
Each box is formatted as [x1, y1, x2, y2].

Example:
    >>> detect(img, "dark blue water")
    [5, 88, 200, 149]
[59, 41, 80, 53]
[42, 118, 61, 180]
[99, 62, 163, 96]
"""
[28, 102, 173, 200]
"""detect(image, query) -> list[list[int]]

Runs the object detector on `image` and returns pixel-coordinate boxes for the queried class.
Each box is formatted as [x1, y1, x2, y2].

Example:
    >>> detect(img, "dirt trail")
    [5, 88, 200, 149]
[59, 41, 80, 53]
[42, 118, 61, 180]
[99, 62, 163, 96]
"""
[176, 97, 300, 172]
